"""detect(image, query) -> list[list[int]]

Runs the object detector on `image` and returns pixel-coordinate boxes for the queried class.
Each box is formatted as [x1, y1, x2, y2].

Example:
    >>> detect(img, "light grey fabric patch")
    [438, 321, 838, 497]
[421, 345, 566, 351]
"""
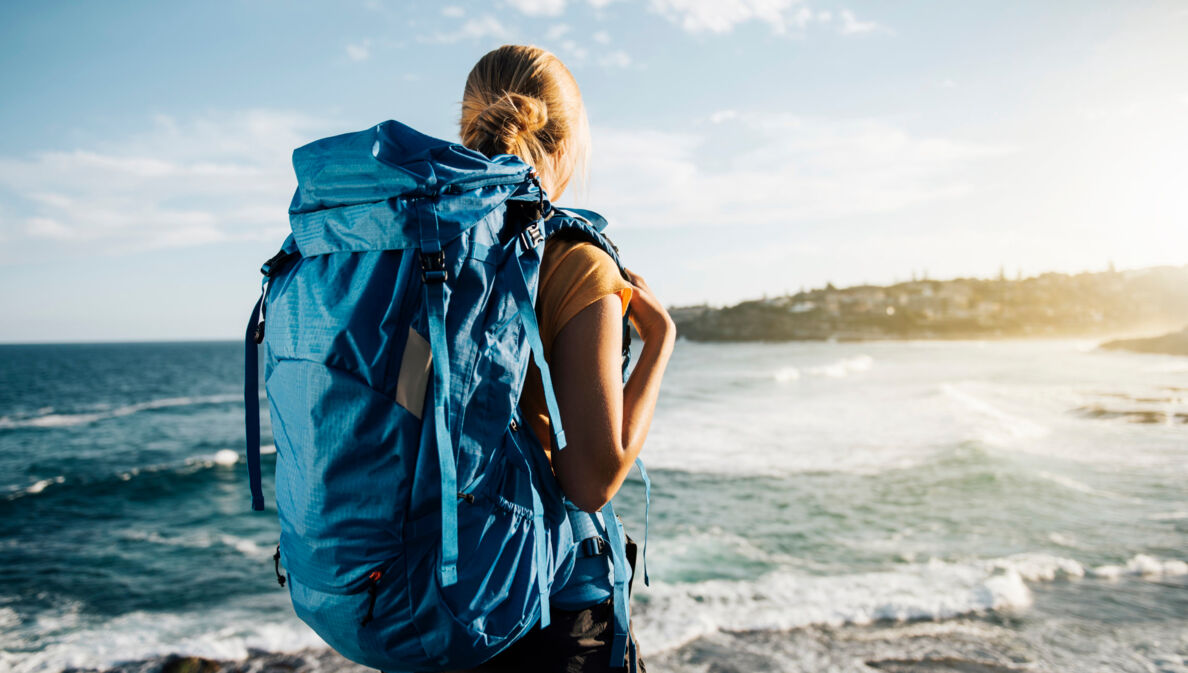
[395, 327, 432, 419]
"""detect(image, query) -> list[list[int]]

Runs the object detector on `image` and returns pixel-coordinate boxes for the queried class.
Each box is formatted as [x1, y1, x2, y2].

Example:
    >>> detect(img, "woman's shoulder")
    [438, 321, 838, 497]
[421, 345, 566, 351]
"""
[542, 238, 619, 278]
[537, 238, 632, 342]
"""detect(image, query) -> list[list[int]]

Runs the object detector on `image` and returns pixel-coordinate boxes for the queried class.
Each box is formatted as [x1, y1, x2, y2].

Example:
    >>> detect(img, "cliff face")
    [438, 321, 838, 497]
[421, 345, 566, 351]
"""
[1100, 327, 1188, 356]
[671, 265, 1188, 342]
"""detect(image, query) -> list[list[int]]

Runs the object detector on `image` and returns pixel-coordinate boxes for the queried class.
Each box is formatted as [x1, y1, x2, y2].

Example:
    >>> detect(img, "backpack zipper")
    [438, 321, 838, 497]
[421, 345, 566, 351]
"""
[360, 569, 383, 626]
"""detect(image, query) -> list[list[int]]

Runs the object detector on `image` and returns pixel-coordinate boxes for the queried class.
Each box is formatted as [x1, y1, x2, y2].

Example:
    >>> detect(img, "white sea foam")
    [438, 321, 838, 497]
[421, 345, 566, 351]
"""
[1146, 359, 1188, 374]
[0, 394, 241, 429]
[6, 552, 1183, 670]
[4, 476, 66, 501]
[1148, 510, 1188, 521]
[635, 550, 1181, 654]
[939, 382, 1049, 444]
[1092, 554, 1188, 580]
[117, 529, 270, 558]
[773, 366, 801, 382]
[806, 354, 874, 378]
[634, 556, 1040, 654]
[213, 449, 239, 466]
[2, 596, 322, 673]
[1033, 470, 1135, 502]
[986, 552, 1085, 581]
[0, 606, 20, 631]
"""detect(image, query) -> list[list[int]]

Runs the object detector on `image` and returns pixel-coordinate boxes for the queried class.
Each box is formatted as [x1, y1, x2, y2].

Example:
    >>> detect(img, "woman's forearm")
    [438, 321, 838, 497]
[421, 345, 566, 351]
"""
[569, 331, 674, 512]
[549, 294, 675, 512]
[619, 330, 675, 466]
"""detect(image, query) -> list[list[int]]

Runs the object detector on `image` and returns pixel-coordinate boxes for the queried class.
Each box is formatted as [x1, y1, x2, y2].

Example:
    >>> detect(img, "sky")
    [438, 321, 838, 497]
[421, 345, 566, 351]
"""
[0, 0, 1186, 342]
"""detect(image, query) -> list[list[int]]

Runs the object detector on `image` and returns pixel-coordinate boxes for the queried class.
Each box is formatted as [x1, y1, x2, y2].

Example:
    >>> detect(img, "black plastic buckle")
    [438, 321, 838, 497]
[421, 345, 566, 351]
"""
[420, 250, 447, 283]
[260, 250, 296, 278]
[519, 222, 544, 250]
[581, 537, 609, 557]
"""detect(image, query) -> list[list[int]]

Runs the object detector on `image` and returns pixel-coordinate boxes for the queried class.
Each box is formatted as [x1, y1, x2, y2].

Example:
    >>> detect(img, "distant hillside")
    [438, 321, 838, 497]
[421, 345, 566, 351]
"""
[672, 265, 1188, 342]
[1100, 327, 1188, 356]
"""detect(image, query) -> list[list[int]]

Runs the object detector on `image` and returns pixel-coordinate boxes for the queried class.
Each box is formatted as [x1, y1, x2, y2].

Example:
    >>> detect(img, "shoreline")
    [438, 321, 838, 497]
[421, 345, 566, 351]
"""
[1099, 327, 1188, 356]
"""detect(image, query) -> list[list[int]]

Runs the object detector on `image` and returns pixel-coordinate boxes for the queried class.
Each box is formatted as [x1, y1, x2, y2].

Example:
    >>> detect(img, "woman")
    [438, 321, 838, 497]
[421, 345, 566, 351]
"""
[457, 45, 676, 671]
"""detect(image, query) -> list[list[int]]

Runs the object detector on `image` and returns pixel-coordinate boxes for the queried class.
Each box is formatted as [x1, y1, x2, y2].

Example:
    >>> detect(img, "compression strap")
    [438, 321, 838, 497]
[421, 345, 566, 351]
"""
[244, 292, 265, 512]
[419, 195, 459, 587]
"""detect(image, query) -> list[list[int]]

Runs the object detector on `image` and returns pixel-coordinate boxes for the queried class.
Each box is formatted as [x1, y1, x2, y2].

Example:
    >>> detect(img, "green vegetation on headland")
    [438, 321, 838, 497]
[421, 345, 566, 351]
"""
[671, 265, 1188, 344]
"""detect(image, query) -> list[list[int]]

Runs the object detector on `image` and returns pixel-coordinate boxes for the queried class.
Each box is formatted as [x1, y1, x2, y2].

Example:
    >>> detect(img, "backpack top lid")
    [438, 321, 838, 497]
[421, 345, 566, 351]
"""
[287, 120, 535, 257]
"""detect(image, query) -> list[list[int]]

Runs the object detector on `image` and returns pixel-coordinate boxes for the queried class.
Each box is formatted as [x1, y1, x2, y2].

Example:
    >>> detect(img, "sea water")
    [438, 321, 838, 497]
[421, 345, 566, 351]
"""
[1, 340, 1184, 672]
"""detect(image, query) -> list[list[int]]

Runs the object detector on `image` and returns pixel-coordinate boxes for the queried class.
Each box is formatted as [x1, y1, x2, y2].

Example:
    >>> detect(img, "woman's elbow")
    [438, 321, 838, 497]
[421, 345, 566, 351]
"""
[566, 485, 614, 513]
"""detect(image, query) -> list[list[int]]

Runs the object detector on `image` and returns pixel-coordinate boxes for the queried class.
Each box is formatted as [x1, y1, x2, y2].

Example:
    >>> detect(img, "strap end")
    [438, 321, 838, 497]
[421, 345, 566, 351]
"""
[610, 635, 628, 666]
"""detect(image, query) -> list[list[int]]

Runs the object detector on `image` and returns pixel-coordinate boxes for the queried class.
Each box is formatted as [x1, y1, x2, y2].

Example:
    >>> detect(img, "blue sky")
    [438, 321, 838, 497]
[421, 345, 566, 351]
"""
[1, 0, 1185, 342]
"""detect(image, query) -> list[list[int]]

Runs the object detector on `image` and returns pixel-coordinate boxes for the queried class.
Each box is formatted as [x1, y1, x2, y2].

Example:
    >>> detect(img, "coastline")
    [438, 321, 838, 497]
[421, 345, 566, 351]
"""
[80, 572, 1188, 673]
[1099, 327, 1188, 356]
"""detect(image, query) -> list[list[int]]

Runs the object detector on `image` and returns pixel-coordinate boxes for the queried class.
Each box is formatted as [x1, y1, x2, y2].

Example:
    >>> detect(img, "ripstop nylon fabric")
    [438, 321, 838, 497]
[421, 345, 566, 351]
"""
[243, 120, 648, 672]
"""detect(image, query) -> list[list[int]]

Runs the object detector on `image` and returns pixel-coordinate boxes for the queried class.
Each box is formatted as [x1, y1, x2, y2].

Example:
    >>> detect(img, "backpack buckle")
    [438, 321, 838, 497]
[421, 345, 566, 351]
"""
[581, 537, 608, 557]
[519, 222, 544, 251]
[420, 251, 447, 283]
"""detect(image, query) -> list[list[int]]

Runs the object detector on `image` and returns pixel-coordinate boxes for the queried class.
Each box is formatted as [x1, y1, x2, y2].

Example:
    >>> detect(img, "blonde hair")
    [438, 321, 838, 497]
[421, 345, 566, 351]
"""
[460, 45, 589, 199]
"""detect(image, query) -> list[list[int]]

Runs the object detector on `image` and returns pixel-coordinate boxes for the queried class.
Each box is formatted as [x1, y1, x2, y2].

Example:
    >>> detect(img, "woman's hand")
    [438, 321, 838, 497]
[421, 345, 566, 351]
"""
[623, 268, 676, 347]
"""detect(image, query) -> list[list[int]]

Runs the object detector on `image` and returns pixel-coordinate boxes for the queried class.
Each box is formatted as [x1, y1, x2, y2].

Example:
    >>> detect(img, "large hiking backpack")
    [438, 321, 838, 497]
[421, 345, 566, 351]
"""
[243, 120, 648, 672]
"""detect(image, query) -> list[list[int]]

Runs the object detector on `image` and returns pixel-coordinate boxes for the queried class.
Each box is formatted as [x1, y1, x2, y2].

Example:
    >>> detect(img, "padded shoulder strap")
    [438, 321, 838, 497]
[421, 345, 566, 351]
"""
[541, 207, 626, 275]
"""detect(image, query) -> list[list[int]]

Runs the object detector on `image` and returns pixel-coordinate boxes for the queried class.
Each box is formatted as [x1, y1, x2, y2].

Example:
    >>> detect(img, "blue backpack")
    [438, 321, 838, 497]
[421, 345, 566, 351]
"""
[243, 120, 649, 672]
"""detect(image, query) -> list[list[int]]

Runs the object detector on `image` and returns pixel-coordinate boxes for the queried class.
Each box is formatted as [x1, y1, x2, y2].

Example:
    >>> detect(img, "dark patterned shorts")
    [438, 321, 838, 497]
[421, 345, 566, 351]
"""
[468, 536, 645, 673]
[468, 597, 645, 673]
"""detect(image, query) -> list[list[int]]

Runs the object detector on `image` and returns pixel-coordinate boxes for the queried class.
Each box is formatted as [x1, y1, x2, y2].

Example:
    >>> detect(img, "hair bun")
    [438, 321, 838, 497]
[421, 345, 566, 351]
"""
[475, 93, 548, 148]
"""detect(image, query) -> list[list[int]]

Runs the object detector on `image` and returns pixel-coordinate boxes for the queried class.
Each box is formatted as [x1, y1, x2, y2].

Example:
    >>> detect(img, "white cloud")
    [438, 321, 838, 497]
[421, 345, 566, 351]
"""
[506, 0, 566, 16]
[497, 0, 884, 39]
[559, 39, 589, 61]
[345, 39, 372, 61]
[441, 5, 465, 18]
[26, 217, 74, 240]
[709, 109, 738, 124]
[425, 15, 509, 43]
[504, 0, 620, 14]
[648, 0, 803, 34]
[643, 1, 886, 37]
[547, 23, 571, 40]
[598, 50, 632, 68]
[585, 113, 1011, 229]
[0, 109, 331, 255]
[838, 9, 887, 35]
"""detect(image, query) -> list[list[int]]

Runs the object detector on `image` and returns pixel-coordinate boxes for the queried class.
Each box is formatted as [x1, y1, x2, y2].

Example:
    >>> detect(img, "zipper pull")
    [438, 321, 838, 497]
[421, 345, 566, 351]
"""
[361, 570, 383, 626]
[273, 545, 286, 587]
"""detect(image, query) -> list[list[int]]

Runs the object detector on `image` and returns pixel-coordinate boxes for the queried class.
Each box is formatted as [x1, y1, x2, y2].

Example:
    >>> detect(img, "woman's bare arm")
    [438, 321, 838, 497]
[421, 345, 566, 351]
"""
[548, 270, 676, 512]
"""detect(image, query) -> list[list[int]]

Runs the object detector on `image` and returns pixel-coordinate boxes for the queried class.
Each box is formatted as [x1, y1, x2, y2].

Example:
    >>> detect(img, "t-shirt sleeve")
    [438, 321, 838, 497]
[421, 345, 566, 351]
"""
[536, 240, 633, 360]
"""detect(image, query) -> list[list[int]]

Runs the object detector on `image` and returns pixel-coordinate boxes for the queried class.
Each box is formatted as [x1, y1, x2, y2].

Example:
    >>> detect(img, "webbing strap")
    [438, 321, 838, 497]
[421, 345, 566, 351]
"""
[519, 434, 551, 629]
[244, 293, 265, 512]
[420, 201, 459, 587]
[510, 253, 567, 451]
[634, 458, 651, 586]
[602, 500, 631, 667]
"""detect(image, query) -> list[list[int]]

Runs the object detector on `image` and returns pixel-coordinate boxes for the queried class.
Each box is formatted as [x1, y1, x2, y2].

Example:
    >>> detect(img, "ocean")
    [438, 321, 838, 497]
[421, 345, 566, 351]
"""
[1, 339, 1185, 672]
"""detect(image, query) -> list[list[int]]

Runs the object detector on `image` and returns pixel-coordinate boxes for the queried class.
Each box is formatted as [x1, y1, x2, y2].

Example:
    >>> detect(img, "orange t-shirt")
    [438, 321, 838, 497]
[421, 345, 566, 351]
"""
[520, 239, 633, 463]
